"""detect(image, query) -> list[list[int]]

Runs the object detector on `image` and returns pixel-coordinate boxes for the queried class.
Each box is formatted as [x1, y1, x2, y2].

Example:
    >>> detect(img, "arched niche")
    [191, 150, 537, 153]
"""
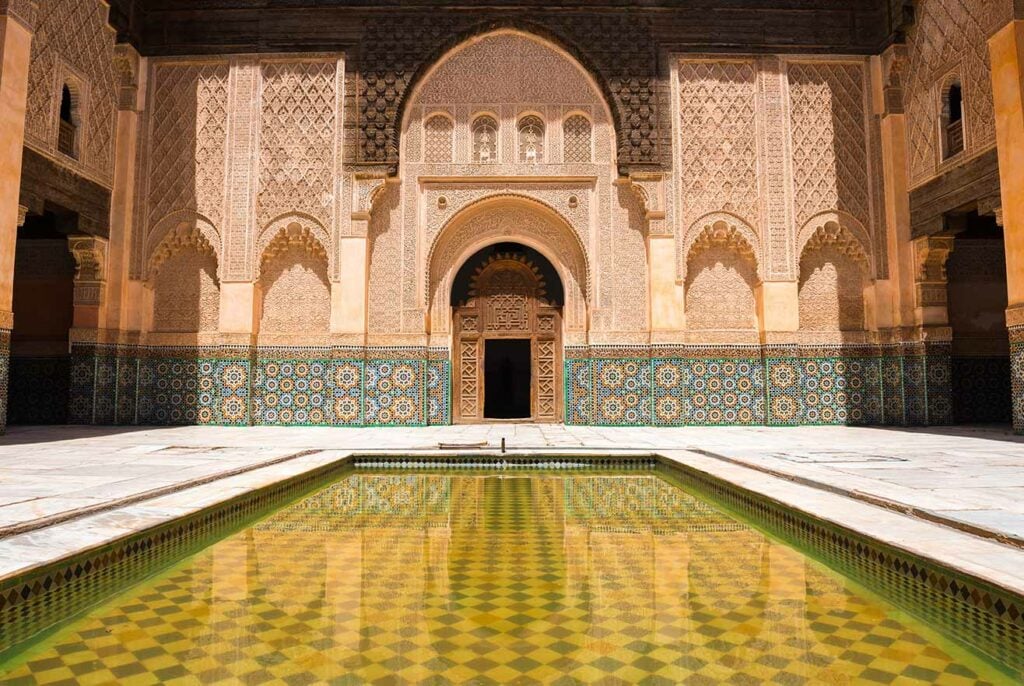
[426, 196, 589, 343]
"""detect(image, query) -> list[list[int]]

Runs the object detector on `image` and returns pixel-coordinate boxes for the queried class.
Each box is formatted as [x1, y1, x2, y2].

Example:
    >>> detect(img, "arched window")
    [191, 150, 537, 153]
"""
[563, 114, 592, 163]
[57, 84, 78, 159]
[942, 81, 964, 159]
[423, 114, 453, 163]
[518, 115, 544, 163]
[472, 115, 498, 164]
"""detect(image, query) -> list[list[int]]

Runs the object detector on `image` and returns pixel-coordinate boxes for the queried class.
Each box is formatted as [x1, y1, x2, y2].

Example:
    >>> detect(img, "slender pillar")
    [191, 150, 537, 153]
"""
[104, 45, 146, 334]
[988, 20, 1024, 430]
[0, 2, 35, 434]
[875, 46, 917, 330]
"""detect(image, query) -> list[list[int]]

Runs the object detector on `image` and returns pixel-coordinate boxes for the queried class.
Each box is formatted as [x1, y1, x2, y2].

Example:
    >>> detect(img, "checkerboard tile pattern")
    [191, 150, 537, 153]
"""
[0, 472, 1012, 684]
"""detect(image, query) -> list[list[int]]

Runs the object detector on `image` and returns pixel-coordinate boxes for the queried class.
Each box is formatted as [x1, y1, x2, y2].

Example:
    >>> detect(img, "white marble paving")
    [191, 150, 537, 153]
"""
[0, 423, 1022, 589]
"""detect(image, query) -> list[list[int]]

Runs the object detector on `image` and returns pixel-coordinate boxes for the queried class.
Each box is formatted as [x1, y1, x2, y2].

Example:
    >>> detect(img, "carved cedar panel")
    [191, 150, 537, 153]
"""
[677, 60, 760, 231]
[904, 0, 1011, 188]
[25, 0, 117, 185]
[788, 62, 870, 232]
[453, 256, 561, 422]
[258, 61, 339, 232]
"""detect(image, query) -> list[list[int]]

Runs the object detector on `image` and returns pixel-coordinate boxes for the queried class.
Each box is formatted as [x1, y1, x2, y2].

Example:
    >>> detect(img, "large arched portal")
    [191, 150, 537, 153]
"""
[426, 197, 590, 424]
[450, 244, 564, 422]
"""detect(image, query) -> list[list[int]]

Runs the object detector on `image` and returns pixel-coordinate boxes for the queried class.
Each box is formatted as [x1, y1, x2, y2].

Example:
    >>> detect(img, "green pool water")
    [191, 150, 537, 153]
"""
[0, 469, 1014, 684]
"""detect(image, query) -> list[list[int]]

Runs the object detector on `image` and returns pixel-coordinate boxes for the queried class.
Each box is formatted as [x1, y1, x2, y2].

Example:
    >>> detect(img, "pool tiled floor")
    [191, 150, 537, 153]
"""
[0, 473, 1008, 685]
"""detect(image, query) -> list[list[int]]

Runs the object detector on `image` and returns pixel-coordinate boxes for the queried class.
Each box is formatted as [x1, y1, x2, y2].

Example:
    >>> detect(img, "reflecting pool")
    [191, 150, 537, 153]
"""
[0, 471, 1010, 684]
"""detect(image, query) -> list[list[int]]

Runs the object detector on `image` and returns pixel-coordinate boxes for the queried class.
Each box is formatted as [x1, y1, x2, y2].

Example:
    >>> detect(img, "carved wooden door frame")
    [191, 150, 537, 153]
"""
[452, 254, 562, 423]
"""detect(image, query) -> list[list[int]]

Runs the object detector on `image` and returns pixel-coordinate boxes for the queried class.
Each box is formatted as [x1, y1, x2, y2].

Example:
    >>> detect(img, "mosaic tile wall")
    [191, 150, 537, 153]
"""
[7, 356, 70, 425]
[565, 344, 954, 427]
[952, 356, 1012, 423]
[1011, 326, 1024, 432]
[0, 328, 8, 434]
[68, 344, 450, 427]
[0, 340, 968, 429]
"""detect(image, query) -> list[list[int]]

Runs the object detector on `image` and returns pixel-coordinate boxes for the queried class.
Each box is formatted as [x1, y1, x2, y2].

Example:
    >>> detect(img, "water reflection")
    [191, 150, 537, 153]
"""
[1, 474, 1002, 684]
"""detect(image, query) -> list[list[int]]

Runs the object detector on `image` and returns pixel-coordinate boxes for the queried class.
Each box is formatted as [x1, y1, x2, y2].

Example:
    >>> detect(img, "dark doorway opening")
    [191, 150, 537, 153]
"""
[485, 339, 531, 419]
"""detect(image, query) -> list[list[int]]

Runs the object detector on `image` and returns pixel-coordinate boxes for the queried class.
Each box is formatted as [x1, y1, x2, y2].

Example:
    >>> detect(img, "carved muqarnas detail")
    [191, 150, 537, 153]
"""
[150, 226, 220, 333]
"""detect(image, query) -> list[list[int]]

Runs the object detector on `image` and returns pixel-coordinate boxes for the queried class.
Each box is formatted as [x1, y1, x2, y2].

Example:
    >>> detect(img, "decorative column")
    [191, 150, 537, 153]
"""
[68, 235, 109, 329]
[874, 45, 915, 330]
[0, 0, 36, 433]
[218, 58, 260, 341]
[911, 236, 953, 327]
[630, 173, 685, 339]
[104, 44, 145, 336]
[989, 19, 1024, 430]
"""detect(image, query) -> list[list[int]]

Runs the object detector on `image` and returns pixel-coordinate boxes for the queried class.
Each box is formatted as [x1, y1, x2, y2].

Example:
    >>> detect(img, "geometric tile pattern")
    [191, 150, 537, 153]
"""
[427, 359, 451, 426]
[952, 356, 1012, 424]
[6, 356, 70, 425]
[593, 359, 652, 425]
[567, 345, 957, 428]
[8, 341, 973, 429]
[1012, 325, 1024, 433]
[252, 358, 364, 426]
[365, 360, 425, 426]
[61, 345, 450, 428]
[0, 472, 1013, 684]
[0, 328, 8, 433]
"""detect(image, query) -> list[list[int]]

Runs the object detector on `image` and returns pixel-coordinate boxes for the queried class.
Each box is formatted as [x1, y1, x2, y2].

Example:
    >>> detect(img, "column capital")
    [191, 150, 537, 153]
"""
[880, 44, 907, 117]
[0, 0, 37, 33]
[68, 235, 109, 307]
[912, 235, 953, 316]
[112, 44, 142, 112]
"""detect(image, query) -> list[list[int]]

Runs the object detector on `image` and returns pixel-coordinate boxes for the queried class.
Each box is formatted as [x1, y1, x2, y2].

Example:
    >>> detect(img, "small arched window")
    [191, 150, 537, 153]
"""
[423, 114, 453, 163]
[472, 115, 498, 164]
[563, 115, 592, 163]
[57, 84, 78, 159]
[518, 115, 544, 163]
[942, 81, 964, 159]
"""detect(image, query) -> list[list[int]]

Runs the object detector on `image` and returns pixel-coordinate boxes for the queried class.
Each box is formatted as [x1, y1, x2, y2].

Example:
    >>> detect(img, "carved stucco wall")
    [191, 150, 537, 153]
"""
[798, 246, 866, 332]
[133, 56, 344, 287]
[259, 244, 331, 336]
[903, 0, 1012, 189]
[371, 31, 646, 344]
[24, 0, 118, 187]
[675, 56, 880, 334]
[152, 249, 221, 334]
